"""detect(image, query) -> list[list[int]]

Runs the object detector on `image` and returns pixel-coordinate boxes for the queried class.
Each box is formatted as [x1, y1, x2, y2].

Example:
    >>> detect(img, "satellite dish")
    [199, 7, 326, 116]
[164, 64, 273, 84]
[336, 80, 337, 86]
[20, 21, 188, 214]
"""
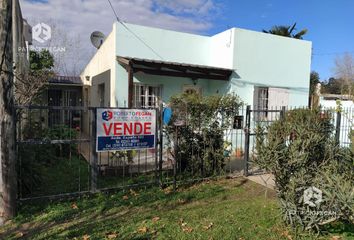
[90, 31, 105, 49]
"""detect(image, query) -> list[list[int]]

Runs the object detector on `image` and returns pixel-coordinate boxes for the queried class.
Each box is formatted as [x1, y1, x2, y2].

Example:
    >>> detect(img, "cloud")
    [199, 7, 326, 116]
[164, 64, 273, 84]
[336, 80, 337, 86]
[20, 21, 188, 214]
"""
[19, 0, 218, 75]
[154, 0, 217, 16]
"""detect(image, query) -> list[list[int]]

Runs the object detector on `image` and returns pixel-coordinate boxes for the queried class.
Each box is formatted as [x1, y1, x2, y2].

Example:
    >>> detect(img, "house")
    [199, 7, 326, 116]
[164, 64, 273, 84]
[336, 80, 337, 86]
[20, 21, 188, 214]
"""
[42, 76, 83, 127]
[78, 22, 313, 172]
[81, 22, 312, 111]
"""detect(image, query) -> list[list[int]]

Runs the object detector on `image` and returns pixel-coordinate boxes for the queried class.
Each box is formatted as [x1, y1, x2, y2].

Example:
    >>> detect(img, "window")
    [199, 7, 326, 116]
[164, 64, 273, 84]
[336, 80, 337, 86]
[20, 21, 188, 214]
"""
[133, 84, 162, 108]
[98, 83, 105, 107]
[254, 87, 269, 120]
[256, 87, 269, 110]
[254, 87, 290, 121]
[183, 85, 202, 95]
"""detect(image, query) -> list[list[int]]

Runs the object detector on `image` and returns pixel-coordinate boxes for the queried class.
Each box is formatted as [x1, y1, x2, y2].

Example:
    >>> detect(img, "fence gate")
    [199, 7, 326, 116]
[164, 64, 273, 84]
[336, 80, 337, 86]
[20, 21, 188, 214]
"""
[243, 105, 285, 176]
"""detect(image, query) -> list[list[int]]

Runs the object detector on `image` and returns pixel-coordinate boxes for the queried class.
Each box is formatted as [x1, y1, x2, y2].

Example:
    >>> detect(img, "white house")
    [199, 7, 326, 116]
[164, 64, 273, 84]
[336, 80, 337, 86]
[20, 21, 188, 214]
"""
[81, 22, 312, 111]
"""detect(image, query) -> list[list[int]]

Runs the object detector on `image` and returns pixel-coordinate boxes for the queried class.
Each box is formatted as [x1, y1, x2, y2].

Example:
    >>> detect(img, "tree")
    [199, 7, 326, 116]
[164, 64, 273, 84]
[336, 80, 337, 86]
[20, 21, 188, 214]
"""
[262, 22, 307, 39]
[310, 71, 320, 95]
[321, 77, 346, 95]
[0, 0, 16, 224]
[29, 49, 54, 71]
[309, 71, 321, 107]
[15, 49, 54, 105]
[332, 52, 354, 96]
[27, 20, 88, 76]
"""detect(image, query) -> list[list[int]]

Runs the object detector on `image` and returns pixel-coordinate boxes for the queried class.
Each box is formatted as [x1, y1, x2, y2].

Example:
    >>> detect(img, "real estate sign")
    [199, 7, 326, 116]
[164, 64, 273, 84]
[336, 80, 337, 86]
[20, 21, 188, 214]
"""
[96, 108, 156, 152]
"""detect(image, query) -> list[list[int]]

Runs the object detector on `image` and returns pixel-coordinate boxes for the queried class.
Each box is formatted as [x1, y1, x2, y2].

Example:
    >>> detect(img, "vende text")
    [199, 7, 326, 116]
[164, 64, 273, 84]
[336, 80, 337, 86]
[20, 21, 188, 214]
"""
[103, 122, 152, 136]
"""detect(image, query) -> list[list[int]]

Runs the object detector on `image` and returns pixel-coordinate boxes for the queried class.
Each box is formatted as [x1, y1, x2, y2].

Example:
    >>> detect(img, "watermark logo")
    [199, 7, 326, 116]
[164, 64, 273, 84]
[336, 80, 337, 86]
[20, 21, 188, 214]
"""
[32, 23, 51, 43]
[102, 111, 113, 121]
[303, 186, 322, 207]
[289, 186, 337, 218]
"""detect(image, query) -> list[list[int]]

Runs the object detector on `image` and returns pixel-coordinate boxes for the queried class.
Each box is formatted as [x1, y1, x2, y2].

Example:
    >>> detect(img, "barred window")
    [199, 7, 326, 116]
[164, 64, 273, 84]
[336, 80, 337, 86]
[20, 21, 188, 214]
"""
[257, 87, 269, 110]
[133, 84, 162, 108]
[254, 87, 269, 120]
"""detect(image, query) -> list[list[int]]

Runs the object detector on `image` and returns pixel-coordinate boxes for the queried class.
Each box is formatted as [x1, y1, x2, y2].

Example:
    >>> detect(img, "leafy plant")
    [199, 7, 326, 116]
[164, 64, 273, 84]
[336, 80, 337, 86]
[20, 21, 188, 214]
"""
[262, 22, 308, 39]
[165, 92, 242, 177]
[254, 108, 354, 231]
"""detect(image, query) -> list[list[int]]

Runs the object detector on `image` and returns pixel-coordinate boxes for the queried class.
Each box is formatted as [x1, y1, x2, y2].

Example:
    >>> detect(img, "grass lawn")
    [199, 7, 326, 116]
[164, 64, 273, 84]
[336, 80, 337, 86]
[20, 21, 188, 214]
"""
[1, 178, 353, 240]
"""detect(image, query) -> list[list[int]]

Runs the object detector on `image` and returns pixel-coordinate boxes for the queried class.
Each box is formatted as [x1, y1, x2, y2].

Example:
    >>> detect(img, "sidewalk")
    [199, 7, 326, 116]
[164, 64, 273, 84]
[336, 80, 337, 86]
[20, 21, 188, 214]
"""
[247, 173, 275, 190]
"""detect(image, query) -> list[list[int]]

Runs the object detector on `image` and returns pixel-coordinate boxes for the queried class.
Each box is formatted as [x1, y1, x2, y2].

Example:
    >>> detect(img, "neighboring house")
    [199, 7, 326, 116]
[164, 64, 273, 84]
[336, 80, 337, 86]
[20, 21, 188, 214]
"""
[320, 94, 353, 147]
[320, 94, 353, 108]
[40, 76, 83, 127]
[81, 22, 312, 111]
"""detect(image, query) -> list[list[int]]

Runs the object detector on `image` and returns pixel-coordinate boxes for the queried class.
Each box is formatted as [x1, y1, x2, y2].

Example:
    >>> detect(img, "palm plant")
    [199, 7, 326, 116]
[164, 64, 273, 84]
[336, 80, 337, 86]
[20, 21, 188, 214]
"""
[262, 23, 307, 39]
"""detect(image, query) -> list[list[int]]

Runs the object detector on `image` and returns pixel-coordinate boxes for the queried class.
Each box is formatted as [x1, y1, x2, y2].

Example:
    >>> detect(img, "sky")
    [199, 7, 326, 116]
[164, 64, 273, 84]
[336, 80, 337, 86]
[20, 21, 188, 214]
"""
[20, 0, 354, 80]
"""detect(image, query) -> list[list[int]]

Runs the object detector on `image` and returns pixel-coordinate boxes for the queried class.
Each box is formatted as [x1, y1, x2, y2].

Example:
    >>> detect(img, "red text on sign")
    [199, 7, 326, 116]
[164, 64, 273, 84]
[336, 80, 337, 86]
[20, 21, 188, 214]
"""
[103, 122, 152, 136]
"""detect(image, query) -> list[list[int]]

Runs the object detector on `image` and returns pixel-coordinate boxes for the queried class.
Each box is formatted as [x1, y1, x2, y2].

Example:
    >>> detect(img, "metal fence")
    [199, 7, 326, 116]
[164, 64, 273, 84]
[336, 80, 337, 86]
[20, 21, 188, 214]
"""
[243, 105, 354, 176]
[243, 106, 286, 176]
[16, 105, 165, 200]
[15, 104, 353, 201]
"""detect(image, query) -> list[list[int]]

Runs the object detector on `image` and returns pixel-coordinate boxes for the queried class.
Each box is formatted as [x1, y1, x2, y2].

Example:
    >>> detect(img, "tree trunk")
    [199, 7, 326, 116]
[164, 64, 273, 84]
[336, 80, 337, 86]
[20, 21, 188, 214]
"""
[0, 0, 16, 225]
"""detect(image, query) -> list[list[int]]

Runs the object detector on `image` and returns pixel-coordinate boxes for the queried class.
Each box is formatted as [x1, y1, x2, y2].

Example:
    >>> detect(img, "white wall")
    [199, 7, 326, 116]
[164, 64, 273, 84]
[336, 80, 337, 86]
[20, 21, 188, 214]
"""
[82, 22, 312, 109]
[80, 23, 117, 106]
[231, 28, 312, 107]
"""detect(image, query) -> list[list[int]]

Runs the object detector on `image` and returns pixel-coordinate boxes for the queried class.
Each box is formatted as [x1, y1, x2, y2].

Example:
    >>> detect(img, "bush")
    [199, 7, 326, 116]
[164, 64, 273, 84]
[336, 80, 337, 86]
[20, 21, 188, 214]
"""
[254, 108, 354, 231]
[165, 92, 242, 176]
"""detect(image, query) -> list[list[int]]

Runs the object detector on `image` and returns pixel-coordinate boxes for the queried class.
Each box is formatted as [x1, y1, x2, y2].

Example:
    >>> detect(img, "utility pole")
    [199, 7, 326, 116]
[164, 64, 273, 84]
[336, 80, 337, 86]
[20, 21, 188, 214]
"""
[0, 0, 17, 225]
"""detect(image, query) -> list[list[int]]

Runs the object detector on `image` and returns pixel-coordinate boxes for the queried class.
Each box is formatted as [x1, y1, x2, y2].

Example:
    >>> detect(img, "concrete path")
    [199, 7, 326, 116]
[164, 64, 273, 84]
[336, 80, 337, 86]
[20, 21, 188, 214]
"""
[247, 173, 275, 190]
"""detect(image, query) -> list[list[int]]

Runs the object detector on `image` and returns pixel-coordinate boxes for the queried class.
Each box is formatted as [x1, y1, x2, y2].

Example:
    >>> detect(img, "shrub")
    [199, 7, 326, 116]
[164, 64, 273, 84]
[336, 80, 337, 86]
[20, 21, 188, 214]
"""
[165, 92, 242, 177]
[254, 108, 354, 231]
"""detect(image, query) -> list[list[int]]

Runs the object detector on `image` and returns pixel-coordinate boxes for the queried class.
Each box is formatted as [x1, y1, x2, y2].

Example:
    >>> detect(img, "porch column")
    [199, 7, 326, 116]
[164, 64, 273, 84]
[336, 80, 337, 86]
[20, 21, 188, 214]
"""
[128, 63, 134, 108]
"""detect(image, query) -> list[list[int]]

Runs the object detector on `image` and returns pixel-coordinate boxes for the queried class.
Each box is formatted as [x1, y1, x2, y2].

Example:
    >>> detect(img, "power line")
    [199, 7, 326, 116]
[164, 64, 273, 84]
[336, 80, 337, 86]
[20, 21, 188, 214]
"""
[106, 0, 164, 60]
[313, 50, 354, 56]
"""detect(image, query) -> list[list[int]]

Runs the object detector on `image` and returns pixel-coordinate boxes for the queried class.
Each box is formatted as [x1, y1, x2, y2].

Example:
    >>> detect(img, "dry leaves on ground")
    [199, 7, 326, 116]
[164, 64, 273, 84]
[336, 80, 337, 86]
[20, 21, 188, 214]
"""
[178, 199, 186, 204]
[15, 231, 24, 238]
[281, 230, 293, 240]
[163, 187, 173, 194]
[130, 189, 138, 196]
[152, 216, 160, 222]
[179, 218, 193, 233]
[182, 226, 193, 233]
[71, 203, 79, 209]
[106, 232, 118, 239]
[330, 236, 342, 240]
[138, 226, 148, 233]
[122, 195, 129, 200]
[203, 222, 213, 230]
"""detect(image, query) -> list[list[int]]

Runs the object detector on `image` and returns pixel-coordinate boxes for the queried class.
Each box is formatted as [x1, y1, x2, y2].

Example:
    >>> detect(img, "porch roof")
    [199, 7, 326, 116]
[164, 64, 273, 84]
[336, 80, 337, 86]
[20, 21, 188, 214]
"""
[117, 56, 233, 81]
[48, 76, 83, 86]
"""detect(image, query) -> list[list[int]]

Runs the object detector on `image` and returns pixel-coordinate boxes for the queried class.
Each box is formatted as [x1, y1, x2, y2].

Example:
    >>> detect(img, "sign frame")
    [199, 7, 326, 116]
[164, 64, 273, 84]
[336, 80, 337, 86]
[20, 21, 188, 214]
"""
[96, 108, 157, 152]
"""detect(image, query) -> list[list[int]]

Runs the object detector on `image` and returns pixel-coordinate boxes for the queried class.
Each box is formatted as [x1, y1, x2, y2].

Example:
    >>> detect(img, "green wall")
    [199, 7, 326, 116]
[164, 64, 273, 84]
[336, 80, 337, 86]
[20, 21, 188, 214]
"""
[113, 23, 312, 107]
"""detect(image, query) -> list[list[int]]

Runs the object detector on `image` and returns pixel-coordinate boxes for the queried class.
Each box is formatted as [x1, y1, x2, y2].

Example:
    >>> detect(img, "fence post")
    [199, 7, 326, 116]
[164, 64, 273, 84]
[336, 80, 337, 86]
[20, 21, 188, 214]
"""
[158, 103, 163, 186]
[243, 105, 251, 177]
[335, 110, 341, 145]
[280, 106, 286, 120]
[154, 108, 159, 185]
[173, 126, 177, 192]
[90, 108, 98, 192]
